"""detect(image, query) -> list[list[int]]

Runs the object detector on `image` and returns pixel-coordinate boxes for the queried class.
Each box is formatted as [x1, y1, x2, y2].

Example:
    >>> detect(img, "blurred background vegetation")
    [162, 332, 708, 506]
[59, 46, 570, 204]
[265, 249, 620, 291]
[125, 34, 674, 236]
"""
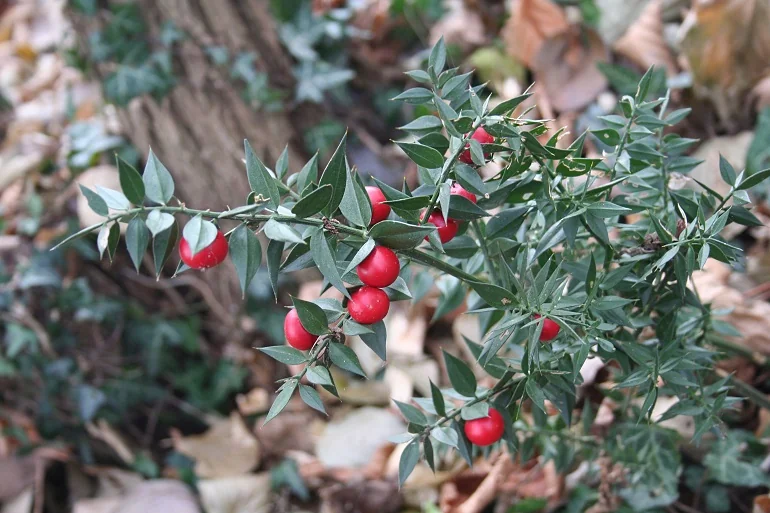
[2, 0, 770, 512]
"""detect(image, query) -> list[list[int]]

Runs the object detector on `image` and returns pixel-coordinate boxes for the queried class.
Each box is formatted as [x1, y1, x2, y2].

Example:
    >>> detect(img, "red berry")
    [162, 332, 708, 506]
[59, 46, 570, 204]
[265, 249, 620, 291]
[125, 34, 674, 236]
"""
[464, 407, 505, 447]
[366, 186, 391, 225]
[284, 309, 317, 350]
[179, 230, 229, 269]
[347, 286, 390, 324]
[459, 127, 495, 165]
[450, 183, 477, 204]
[357, 246, 400, 288]
[534, 314, 560, 342]
[425, 211, 459, 243]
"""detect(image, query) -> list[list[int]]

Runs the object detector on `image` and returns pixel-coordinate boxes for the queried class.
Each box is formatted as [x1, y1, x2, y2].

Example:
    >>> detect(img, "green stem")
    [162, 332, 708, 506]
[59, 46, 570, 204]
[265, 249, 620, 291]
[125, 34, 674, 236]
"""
[402, 248, 483, 284]
[472, 220, 500, 284]
[717, 369, 770, 413]
[419, 117, 485, 225]
[609, 112, 635, 181]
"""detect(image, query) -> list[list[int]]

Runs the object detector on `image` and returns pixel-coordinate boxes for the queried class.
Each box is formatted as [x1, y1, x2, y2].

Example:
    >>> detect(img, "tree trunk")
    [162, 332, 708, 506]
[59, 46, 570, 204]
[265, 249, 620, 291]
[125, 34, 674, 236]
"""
[71, 0, 312, 317]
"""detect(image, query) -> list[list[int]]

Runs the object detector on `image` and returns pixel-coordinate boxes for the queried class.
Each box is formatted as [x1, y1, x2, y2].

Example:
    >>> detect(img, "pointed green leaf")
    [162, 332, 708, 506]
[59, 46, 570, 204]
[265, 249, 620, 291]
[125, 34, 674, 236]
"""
[152, 221, 178, 277]
[79, 185, 109, 216]
[264, 381, 297, 425]
[737, 167, 770, 190]
[343, 238, 376, 276]
[96, 186, 131, 210]
[230, 224, 262, 295]
[117, 156, 145, 205]
[143, 149, 175, 204]
[396, 142, 444, 169]
[339, 166, 372, 227]
[328, 342, 366, 377]
[299, 384, 326, 414]
[267, 239, 284, 301]
[318, 133, 348, 216]
[259, 346, 307, 364]
[359, 320, 387, 360]
[306, 366, 333, 386]
[290, 297, 329, 336]
[245, 139, 280, 209]
[369, 220, 435, 249]
[430, 380, 446, 417]
[443, 351, 477, 397]
[264, 219, 304, 244]
[145, 210, 175, 236]
[394, 400, 427, 425]
[126, 217, 150, 272]
[310, 230, 349, 297]
[182, 214, 217, 255]
[297, 153, 319, 193]
[398, 440, 420, 487]
[718, 154, 736, 186]
[292, 184, 333, 218]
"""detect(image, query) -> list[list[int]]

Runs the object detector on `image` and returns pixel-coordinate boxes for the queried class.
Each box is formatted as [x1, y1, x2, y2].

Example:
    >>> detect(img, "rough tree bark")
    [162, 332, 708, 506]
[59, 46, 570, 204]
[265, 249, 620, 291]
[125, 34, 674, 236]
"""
[71, 1, 313, 317]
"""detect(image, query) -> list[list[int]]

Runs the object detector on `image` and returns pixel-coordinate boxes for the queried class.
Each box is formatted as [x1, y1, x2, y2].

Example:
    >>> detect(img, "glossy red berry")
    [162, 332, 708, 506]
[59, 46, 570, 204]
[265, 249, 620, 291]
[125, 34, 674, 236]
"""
[459, 127, 495, 165]
[425, 211, 459, 243]
[464, 407, 505, 447]
[357, 246, 400, 288]
[535, 314, 560, 342]
[179, 230, 229, 269]
[366, 186, 391, 225]
[347, 286, 390, 324]
[450, 183, 477, 204]
[284, 309, 318, 350]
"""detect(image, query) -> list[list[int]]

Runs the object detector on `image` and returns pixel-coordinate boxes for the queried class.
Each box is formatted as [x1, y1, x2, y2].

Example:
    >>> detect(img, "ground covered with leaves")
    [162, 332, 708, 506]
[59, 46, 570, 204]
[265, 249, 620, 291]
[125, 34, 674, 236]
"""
[2, 1, 770, 513]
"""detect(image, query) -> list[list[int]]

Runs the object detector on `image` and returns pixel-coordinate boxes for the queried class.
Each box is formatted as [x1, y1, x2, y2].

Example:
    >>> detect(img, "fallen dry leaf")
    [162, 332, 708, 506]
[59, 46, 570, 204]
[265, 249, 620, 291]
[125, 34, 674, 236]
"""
[320, 480, 402, 513]
[429, 0, 486, 53]
[112, 480, 199, 513]
[236, 388, 270, 416]
[198, 474, 271, 513]
[255, 410, 319, 460]
[316, 407, 404, 469]
[85, 420, 134, 465]
[172, 413, 260, 478]
[531, 29, 609, 113]
[614, 0, 677, 75]
[503, 0, 570, 68]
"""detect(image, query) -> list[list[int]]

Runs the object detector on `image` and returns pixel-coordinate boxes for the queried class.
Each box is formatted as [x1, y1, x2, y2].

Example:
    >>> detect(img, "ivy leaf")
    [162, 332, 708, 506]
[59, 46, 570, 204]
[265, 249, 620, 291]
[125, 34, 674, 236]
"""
[143, 149, 175, 205]
[264, 381, 297, 425]
[79, 185, 109, 216]
[398, 440, 420, 487]
[259, 346, 307, 364]
[369, 220, 435, 249]
[292, 184, 333, 217]
[396, 142, 444, 169]
[443, 351, 476, 397]
[126, 217, 150, 272]
[182, 214, 217, 255]
[152, 221, 178, 277]
[290, 297, 329, 336]
[117, 156, 145, 205]
[264, 219, 305, 244]
[266, 240, 284, 301]
[340, 166, 372, 227]
[96, 186, 131, 210]
[299, 384, 326, 414]
[318, 133, 348, 216]
[359, 320, 387, 360]
[244, 139, 280, 210]
[229, 224, 262, 296]
[328, 342, 366, 377]
[310, 230, 349, 298]
[145, 210, 175, 236]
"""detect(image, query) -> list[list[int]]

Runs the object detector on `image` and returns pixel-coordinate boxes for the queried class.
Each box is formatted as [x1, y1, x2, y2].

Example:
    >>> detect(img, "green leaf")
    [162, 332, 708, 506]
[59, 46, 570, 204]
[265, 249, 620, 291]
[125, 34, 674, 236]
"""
[448, 195, 489, 220]
[297, 153, 319, 193]
[429, 423, 457, 449]
[339, 166, 372, 227]
[310, 230, 349, 297]
[392, 87, 433, 104]
[400, 115, 443, 135]
[592, 128, 620, 146]
[429, 36, 447, 75]
[290, 297, 329, 336]
[582, 214, 610, 246]
[430, 380, 446, 417]
[343, 238, 376, 276]
[461, 402, 489, 420]
[737, 167, 770, 190]
[143, 149, 175, 204]
[439, 182, 451, 222]
[728, 206, 764, 227]
[359, 320, 387, 360]
[398, 440, 420, 487]
[79, 185, 109, 216]
[489, 93, 533, 116]
[264, 381, 297, 425]
[453, 419, 473, 466]
[328, 342, 366, 377]
[525, 378, 547, 413]
[369, 220, 435, 249]
[299, 384, 326, 414]
[396, 142, 444, 169]
[394, 400, 428, 425]
[182, 214, 217, 255]
[126, 217, 150, 272]
[342, 319, 374, 336]
[244, 139, 280, 210]
[443, 351, 477, 397]
[534, 219, 565, 259]
[593, 296, 633, 311]
[275, 145, 289, 179]
[96, 186, 131, 210]
[145, 210, 175, 236]
[306, 366, 333, 386]
[97, 222, 121, 261]
[230, 224, 262, 295]
[259, 346, 307, 364]
[587, 201, 631, 218]
[267, 239, 284, 301]
[718, 154, 736, 186]
[264, 219, 304, 244]
[469, 281, 515, 309]
[292, 184, 333, 217]
[455, 163, 487, 195]
[117, 156, 145, 205]
[152, 221, 178, 277]
[318, 133, 348, 216]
